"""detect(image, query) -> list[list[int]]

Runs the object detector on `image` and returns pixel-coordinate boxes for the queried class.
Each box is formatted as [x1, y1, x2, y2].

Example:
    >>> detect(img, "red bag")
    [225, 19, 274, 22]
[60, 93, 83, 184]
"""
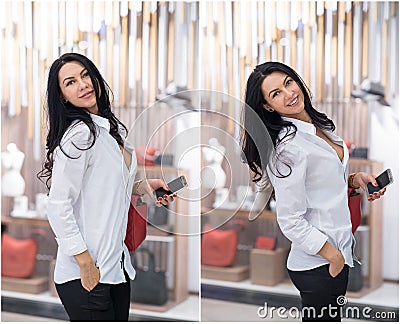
[255, 236, 276, 250]
[125, 195, 148, 252]
[348, 188, 362, 234]
[201, 221, 245, 267]
[1, 233, 37, 278]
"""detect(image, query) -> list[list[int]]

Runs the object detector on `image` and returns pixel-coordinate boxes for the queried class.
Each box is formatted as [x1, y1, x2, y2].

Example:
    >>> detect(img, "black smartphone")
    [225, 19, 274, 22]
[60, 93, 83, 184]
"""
[154, 175, 188, 200]
[367, 169, 393, 194]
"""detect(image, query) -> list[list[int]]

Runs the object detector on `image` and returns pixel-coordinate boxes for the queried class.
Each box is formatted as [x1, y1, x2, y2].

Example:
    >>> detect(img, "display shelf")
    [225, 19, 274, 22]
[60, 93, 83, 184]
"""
[145, 234, 175, 243]
[201, 207, 276, 221]
[2, 276, 48, 294]
[1, 215, 50, 228]
[346, 287, 376, 299]
[135, 166, 190, 307]
[202, 278, 298, 296]
[130, 300, 181, 313]
[349, 158, 384, 293]
[0, 220, 176, 245]
[137, 165, 179, 174]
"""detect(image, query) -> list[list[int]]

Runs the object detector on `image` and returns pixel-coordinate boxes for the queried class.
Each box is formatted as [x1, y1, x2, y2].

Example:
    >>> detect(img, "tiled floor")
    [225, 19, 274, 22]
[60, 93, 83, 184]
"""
[201, 298, 298, 322]
[1, 294, 199, 322]
[201, 298, 368, 322]
[1, 283, 398, 322]
[201, 282, 398, 322]
[1, 301, 364, 323]
[131, 295, 199, 321]
[1, 312, 63, 322]
[202, 279, 399, 308]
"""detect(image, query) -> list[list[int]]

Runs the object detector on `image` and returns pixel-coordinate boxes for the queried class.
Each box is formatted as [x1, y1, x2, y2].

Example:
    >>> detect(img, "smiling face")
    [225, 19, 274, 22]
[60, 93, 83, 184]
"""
[260, 71, 310, 122]
[58, 61, 99, 115]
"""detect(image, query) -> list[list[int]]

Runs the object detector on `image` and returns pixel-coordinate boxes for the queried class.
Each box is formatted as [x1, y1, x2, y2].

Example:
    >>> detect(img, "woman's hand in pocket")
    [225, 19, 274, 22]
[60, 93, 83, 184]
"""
[328, 252, 345, 277]
[74, 250, 101, 291]
[318, 241, 345, 277]
[80, 263, 100, 291]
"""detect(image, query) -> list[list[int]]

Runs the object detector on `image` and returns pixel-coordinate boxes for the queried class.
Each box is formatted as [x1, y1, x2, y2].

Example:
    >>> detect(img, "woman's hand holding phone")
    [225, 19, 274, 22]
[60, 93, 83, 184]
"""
[139, 176, 188, 206]
[367, 187, 386, 202]
[352, 172, 388, 202]
[140, 179, 175, 206]
[153, 176, 188, 206]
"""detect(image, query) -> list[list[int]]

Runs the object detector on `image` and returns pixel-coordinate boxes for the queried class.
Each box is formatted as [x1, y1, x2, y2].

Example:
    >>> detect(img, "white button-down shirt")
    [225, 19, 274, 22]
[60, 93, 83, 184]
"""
[47, 113, 137, 284]
[267, 117, 354, 271]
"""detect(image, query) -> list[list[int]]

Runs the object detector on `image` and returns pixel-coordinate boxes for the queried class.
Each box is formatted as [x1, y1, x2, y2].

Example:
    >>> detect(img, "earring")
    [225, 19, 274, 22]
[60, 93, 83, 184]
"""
[264, 104, 274, 112]
[61, 98, 68, 103]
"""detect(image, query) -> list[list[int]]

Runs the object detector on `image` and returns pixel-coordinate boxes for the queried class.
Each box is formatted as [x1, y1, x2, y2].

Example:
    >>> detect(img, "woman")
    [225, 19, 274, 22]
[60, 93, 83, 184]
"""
[241, 61, 385, 321]
[39, 53, 174, 321]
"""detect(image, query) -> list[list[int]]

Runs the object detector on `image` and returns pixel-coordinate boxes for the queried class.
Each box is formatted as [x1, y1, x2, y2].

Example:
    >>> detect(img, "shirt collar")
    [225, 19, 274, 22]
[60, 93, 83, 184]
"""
[90, 113, 110, 131]
[281, 116, 343, 146]
[281, 116, 316, 135]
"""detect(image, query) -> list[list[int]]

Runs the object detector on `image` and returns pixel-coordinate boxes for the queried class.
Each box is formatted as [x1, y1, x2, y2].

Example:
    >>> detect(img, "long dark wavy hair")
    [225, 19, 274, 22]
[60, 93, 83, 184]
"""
[38, 53, 127, 190]
[241, 61, 335, 183]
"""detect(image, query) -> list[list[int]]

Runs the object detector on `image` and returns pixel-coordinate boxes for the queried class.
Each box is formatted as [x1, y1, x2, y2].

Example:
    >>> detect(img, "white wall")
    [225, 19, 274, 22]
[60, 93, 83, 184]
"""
[173, 109, 201, 292]
[369, 98, 399, 280]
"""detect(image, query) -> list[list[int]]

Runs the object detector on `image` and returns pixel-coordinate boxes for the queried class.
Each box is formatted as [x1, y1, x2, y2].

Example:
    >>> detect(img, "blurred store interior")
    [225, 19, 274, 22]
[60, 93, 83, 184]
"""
[1, 1, 399, 322]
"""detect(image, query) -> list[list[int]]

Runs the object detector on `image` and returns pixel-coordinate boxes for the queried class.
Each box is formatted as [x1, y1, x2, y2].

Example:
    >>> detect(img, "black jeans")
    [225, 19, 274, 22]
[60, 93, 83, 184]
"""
[55, 271, 131, 322]
[288, 264, 349, 322]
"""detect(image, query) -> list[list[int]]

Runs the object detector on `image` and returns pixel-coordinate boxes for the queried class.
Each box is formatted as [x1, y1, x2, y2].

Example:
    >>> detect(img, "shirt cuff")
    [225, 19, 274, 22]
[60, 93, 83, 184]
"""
[55, 233, 87, 256]
[299, 228, 328, 255]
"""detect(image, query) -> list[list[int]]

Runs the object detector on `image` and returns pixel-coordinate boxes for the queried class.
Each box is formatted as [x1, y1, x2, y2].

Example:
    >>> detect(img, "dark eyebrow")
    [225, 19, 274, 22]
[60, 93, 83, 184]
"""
[62, 76, 74, 84]
[62, 68, 87, 84]
[268, 75, 290, 98]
